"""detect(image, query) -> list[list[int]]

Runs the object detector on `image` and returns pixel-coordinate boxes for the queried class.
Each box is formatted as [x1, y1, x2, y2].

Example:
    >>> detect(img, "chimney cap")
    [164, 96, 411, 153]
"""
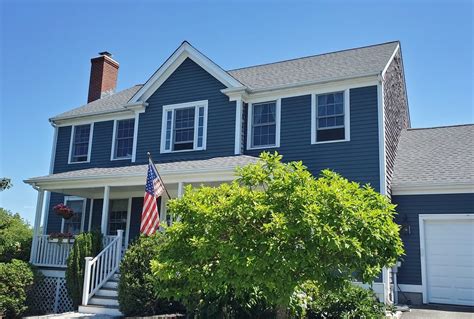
[99, 51, 113, 58]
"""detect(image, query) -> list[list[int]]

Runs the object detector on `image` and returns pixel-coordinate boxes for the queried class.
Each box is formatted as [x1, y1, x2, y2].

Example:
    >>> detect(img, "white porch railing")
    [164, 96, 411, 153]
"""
[82, 230, 123, 306]
[30, 234, 122, 268]
[30, 235, 74, 267]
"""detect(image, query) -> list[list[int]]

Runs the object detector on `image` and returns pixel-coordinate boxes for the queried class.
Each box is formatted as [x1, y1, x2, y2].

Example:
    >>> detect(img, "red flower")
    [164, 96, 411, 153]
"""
[53, 203, 75, 220]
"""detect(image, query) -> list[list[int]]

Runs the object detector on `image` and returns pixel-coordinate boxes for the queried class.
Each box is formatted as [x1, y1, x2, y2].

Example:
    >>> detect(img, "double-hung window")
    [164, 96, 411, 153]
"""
[161, 100, 208, 153]
[313, 91, 349, 143]
[248, 100, 280, 149]
[62, 197, 86, 235]
[112, 118, 135, 159]
[69, 124, 93, 163]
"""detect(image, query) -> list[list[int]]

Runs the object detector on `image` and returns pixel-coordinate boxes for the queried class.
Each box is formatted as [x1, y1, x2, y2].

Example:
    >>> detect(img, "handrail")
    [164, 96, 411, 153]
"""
[82, 229, 123, 306]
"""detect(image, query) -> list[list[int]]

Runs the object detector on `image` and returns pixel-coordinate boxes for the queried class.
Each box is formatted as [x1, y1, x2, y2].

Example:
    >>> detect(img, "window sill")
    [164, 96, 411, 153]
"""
[68, 160, 90, 164]
[111, 157, 132, 161]
[312, 139, 350, 145]
[246, 144, 279, 151]
[160, 148, 206, 154]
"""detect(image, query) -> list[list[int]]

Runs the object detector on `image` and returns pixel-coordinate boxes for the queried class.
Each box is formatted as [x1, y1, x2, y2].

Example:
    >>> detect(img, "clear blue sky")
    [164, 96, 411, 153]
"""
[1, 0, 472, 224]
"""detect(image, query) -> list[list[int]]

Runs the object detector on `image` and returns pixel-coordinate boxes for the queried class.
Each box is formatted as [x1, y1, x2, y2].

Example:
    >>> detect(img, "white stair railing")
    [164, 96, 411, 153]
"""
[82, 230, 123, 306]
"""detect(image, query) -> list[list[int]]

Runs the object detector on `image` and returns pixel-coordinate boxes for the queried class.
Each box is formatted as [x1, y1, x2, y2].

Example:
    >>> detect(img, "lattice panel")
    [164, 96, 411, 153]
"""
[30, 276, 74, 314]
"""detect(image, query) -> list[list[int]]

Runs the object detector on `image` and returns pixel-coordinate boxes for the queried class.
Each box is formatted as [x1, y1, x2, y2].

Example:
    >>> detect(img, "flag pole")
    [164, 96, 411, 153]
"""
[147, 152, 172, 199]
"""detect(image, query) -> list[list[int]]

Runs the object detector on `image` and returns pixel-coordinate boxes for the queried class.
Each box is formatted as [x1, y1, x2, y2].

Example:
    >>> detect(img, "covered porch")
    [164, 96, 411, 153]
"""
[25, 155, 258, 268]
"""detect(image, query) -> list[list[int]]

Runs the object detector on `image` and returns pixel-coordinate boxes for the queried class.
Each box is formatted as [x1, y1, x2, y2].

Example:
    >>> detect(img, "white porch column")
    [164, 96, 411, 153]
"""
[177, 182, 184, 198]
[30, 189, 45, 263]
[100, 186, 110, 235]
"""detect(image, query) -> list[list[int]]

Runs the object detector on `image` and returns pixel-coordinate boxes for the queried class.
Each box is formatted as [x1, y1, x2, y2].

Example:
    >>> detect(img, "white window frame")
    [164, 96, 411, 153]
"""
[107, 197, 132, 246]
[68, 123, 94, 164]
[160, 100, 208, 153]
[111, 117, 135, 161]
[246, 99, 281, 150]
[311, 89, 350, 144]
[61, 196, 87, 233]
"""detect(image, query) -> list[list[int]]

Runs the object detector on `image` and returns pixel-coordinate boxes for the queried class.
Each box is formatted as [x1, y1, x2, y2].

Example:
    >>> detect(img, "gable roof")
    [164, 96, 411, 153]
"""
[228, 41, 399, 91]
[51, 85, 143, 121]
[392, 124, 474, 192]
[51, 41, 400, 122]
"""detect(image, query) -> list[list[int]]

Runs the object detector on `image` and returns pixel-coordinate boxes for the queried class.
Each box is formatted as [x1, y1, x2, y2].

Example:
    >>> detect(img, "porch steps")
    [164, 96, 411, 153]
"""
[78, 273, 122, 316]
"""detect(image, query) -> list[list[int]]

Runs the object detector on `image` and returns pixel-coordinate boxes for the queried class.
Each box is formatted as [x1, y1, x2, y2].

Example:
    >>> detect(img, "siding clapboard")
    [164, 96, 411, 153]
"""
[393, 193, 474, 285]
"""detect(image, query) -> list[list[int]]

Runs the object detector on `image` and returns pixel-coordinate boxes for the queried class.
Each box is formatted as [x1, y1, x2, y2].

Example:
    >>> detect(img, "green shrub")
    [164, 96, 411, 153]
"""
[0, 208, 32, 262]
[300, 282, 385, 319]
[0, 259, 35, 318]
[65, 231, 102, 308]
[118, 234, 185, 316]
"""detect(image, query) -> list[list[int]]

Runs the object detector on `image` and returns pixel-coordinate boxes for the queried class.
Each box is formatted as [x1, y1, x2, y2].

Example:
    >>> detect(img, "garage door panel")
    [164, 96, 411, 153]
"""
[424, 217, 474, 306]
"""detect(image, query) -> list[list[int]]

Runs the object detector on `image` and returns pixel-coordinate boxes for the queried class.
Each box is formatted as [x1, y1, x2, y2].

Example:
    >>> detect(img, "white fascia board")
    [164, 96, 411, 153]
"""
[392, 182, 474, 195]
[381, 43, 400, 79]
[129, 41, 243, 104]
[51, 103, 147, 127]
[222, 75, 379, 104]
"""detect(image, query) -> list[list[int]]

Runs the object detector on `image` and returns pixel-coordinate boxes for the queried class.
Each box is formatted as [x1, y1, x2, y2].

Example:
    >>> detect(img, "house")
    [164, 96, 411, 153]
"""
[24, 41, 473, 315]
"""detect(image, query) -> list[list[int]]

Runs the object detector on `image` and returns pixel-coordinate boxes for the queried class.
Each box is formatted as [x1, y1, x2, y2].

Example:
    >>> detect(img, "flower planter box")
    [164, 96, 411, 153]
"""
[48, 238, 74, 244]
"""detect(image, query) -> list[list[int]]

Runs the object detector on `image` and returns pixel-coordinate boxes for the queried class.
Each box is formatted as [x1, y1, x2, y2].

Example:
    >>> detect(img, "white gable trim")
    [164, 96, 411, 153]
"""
[129, 42, 245, 103]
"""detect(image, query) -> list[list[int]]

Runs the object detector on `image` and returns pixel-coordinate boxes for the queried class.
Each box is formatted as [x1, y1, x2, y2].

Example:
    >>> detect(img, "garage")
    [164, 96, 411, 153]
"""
[420, 214, 474, 306]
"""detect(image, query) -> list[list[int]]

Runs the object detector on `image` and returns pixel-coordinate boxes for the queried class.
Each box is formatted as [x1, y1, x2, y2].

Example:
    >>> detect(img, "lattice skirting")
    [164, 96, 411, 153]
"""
[30, 270, 74, 314]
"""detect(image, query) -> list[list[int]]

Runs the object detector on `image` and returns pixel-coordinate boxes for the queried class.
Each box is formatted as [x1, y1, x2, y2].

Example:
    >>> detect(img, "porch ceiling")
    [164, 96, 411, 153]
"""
[24, 155, 258, 192]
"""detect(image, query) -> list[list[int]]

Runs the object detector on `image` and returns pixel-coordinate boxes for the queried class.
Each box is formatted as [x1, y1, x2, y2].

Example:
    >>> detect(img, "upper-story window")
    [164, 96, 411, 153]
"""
[69, 124, 93, 163]
[312, 90, 350, 143]
[247, 100, 281, 149]
[112, 118, 135, 160]
[161, 100, 208, 153]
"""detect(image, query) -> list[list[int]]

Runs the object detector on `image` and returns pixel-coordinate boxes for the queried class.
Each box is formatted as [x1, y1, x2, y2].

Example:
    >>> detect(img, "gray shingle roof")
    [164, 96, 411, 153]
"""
[228, 42, 399, 90]
[392, 125, 474, 188]
[51, 85, 143, 121]
[51, 42, 399, 121]
[25, 155, 259, 183]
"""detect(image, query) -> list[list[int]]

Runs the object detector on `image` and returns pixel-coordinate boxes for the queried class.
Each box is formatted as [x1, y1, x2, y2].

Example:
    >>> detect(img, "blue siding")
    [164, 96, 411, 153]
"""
[136, 58, 236, 163]
[245, 86, 380, 190]
[392, 193, 474, 285]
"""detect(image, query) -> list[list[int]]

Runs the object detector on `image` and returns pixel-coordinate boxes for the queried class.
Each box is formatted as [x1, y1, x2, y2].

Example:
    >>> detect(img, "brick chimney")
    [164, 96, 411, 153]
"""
[87, 51, 119, 103]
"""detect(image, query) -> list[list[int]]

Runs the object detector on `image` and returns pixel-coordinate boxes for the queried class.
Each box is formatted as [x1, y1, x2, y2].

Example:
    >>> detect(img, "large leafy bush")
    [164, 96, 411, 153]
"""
[151, 152, 403, 317]
[65, 231, 102, 308]
[118, 234, 185, 316]
[0, 259, 35, 318]
[0, 208, 32, 262]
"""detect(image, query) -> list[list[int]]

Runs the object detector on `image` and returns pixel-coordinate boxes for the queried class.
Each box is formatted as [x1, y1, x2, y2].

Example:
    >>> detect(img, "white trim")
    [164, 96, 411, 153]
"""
[392, 183, 474, 195]
[132, 112, 140, 162]
[377, 81, 387, 195]
[381, 43, 400, 79]
[110, 117, 135, 161]
[225, 76, 379, 103]
[49, 126, 58, 174]
[246, 99, 281, 150]
[101, 186, 110, 235]
[397, 284, 423, 294]
[234, 99, 243, 154]
[311, 89, 351, 144]
[160, 100, 208, 153]
[68, 123, 94, 164]
[61, 196, 87, 233]
[418, 213, 474, 304]
[30, 190, 44, 263]
[88, 198, 94, 231]
[129, 42, 244, 104]
[51, 103, 146, 126]
[125, 197, 132, 245]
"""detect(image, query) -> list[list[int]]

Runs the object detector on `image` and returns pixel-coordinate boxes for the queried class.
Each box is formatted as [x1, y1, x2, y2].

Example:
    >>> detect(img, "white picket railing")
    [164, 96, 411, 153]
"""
[82, 230, 123, 306]
[30, 234, 120, 268]
[30, 235, 74, 267]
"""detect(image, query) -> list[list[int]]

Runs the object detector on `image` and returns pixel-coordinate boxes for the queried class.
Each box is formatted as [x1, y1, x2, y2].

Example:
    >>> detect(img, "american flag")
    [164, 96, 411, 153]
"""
[140, 159, 165, 235]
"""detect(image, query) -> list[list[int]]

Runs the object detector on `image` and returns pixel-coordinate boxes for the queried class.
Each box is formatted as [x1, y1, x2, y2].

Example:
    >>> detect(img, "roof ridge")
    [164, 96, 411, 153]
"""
[227, 41, 399, 72]
[406, 123, 474, 131]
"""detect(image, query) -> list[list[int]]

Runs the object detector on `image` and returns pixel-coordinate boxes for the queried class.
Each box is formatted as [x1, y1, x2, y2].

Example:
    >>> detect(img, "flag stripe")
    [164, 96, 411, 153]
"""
[140, 158, 165, 235]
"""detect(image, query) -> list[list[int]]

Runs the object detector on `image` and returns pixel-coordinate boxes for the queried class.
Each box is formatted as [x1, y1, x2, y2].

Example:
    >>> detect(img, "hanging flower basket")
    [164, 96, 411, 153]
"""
[53, 203, 75, 220]
[48, 232, 74, 243]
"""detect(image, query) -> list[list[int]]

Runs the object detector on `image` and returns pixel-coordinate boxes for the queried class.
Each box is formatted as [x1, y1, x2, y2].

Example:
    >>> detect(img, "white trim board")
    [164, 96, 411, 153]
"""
[418, 213, 474, 304]
[392, 183, 474, 195]
[130, 41, 244, 104]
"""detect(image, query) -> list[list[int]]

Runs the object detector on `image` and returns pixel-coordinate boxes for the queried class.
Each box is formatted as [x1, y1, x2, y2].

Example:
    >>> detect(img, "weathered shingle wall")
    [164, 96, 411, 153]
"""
[383, 51, 410, 195]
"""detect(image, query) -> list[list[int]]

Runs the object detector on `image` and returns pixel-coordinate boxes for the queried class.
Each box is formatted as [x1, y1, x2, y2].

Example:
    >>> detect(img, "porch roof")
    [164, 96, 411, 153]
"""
[25, 155, 259, 191]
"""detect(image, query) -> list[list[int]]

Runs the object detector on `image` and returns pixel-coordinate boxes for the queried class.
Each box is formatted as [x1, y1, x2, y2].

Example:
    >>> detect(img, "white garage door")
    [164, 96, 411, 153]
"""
[423, 217, 474, 306]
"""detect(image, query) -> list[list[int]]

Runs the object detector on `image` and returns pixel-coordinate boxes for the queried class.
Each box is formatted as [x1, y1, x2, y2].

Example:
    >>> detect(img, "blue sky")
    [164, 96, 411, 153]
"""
[0, 0, 472, 224]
